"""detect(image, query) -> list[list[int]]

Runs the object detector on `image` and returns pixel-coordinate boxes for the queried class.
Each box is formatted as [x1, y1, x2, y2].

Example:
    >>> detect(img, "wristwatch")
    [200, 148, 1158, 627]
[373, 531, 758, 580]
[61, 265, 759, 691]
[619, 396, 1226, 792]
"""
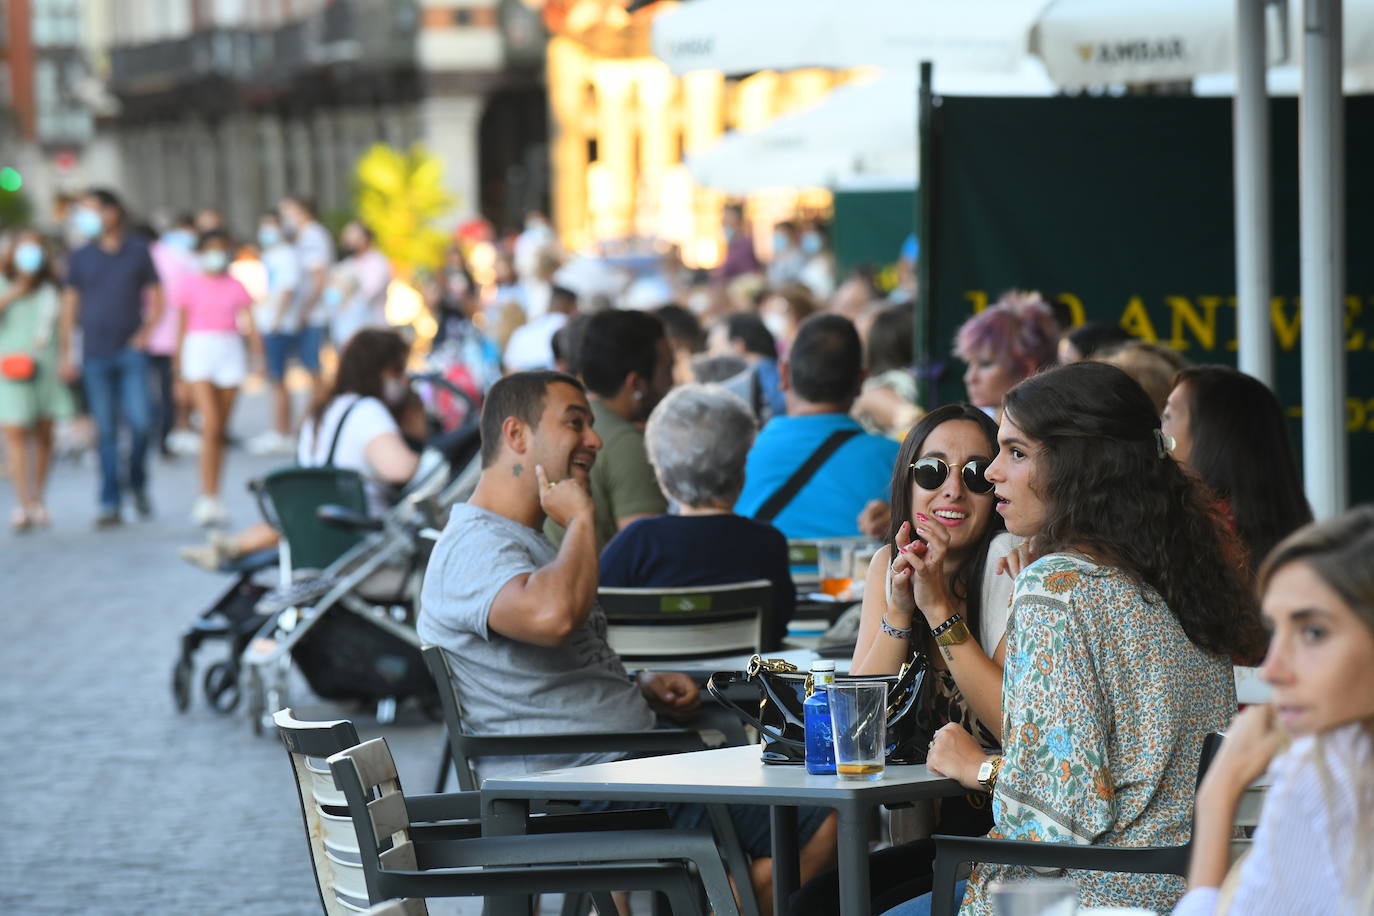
[976, 755, 1005, 793]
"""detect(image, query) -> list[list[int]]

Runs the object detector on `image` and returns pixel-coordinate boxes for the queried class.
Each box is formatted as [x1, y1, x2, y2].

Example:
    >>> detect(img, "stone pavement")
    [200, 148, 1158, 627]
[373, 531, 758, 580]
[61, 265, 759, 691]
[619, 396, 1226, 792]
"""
[0, 391, 499, 915]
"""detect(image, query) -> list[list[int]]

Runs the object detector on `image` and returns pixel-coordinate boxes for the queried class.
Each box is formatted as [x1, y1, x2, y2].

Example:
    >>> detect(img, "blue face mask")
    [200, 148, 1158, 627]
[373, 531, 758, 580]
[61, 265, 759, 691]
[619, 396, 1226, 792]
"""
[257, 226, 281, 248]
[773, 231, 789, 253]
[74, 207, 103, 239]
[199, 249, 229, 274]
[163, 229, 195, 251]
[323, 286, 344, 307]
[800, 232, 823, 255]
[13, 242, 44, 275]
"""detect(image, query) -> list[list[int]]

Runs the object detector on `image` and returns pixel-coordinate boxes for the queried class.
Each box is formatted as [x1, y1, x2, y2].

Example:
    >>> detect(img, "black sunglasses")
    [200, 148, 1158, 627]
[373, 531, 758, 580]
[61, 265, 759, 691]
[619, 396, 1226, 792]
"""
[909, 457, 994, 495]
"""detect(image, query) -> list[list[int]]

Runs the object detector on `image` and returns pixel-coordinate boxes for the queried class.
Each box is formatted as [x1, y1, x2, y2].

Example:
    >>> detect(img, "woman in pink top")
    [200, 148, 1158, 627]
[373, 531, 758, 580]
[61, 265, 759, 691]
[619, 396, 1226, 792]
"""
[174, 230, 261, 526]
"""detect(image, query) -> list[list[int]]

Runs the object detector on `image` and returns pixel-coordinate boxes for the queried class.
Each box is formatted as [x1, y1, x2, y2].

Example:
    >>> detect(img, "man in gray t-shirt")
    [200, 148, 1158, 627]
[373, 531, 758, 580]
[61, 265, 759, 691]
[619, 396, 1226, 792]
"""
[418, 370, 699, 779]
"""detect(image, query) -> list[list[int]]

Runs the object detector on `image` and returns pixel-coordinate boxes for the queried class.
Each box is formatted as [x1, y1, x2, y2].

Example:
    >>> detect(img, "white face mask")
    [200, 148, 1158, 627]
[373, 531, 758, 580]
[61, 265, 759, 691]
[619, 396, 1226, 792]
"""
[762, 311, 789, 340]
[382, 375, 409, 405]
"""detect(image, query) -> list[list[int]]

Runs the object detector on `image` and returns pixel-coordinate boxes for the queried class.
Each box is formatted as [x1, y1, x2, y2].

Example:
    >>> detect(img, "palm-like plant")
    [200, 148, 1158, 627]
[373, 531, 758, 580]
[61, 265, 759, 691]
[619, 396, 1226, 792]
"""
[354, 143, 455, 279]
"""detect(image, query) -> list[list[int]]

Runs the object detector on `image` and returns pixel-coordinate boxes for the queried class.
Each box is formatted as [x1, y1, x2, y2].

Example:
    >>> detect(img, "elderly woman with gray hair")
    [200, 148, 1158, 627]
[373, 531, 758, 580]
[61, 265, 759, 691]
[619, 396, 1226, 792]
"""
[599, 383, 796, 649]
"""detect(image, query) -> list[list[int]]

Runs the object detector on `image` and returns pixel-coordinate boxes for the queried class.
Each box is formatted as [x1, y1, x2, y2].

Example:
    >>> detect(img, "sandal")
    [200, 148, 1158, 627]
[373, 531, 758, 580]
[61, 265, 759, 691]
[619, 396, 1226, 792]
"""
[26, 503, 50, 528]
[9, 506, 31, 533]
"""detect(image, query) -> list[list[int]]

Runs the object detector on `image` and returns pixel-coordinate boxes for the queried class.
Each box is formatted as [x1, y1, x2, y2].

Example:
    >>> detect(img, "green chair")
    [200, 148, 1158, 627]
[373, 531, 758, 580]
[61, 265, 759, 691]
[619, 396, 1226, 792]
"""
[256, 466, 371, 573]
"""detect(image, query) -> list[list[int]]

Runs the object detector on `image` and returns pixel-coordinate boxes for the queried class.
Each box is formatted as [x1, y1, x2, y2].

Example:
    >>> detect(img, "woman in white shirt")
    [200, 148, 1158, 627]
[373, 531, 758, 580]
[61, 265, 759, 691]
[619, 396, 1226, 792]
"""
[1176, 505, 1374, 915]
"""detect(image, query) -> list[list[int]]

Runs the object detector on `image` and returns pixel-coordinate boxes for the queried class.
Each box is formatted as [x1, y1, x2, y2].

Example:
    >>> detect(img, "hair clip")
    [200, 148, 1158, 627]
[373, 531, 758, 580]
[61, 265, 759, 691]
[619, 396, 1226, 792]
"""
[1155, 428, 1176, 459]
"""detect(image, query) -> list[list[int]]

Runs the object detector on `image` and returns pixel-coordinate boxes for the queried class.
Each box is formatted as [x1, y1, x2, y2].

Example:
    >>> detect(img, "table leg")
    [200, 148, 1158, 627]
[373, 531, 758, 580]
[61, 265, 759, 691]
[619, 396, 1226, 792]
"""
[483, 797, 533, 916]
[770, 805, 800, 911]
[836, 803, 872, 916]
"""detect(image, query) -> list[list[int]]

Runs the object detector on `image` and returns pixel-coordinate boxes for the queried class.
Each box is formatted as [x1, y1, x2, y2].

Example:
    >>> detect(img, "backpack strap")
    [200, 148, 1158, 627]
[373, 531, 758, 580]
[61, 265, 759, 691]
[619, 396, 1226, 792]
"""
[323, 398, 362, 467]
[752, 428, 861, 523]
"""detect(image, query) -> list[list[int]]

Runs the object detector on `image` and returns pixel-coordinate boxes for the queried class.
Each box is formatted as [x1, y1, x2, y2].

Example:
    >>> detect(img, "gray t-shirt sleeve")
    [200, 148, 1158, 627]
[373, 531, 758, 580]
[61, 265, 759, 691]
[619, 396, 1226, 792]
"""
[420, 515, 539, 644]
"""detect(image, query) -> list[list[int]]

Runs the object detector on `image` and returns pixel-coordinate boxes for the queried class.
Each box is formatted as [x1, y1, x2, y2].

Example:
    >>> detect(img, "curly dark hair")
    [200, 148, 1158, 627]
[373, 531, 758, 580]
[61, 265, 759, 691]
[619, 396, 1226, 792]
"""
[886, 404, 1006, 645]
[1173, 365, 1312, 574]
[1003, 361, 1266, 662]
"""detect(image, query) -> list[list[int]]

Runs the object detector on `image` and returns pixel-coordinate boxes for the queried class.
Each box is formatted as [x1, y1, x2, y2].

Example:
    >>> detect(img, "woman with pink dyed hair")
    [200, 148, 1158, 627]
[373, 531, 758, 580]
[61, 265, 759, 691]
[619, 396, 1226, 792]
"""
[953, 291, 1059, 414]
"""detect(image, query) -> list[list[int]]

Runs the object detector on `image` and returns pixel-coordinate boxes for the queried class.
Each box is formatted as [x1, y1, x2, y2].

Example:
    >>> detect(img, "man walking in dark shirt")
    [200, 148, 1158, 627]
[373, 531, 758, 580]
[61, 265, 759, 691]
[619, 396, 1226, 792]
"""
[60, 188, 164, 527]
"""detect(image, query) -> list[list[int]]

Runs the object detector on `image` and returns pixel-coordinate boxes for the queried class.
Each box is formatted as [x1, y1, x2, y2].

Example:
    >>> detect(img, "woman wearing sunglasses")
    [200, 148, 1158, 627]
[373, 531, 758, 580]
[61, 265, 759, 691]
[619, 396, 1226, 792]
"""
[790, 404, 1015, 916]
[885, 362, 1265, 916]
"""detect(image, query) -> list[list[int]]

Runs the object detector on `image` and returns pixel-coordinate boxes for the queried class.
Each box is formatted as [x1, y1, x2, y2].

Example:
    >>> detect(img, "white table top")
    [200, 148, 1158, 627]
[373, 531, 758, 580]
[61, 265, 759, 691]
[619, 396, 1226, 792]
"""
[481, 743, 961, 807]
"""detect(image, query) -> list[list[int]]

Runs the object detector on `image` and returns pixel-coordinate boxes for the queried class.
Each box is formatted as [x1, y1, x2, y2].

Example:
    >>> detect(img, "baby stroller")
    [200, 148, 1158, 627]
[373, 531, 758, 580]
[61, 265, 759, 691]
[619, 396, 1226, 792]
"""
[239, 377, 482, 734]
[170, 548, 278, 714]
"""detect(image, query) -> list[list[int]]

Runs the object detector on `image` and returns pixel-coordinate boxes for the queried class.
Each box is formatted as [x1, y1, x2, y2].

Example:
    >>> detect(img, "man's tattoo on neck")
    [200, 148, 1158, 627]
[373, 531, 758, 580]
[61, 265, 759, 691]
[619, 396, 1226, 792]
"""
[512, 463, 523, 478]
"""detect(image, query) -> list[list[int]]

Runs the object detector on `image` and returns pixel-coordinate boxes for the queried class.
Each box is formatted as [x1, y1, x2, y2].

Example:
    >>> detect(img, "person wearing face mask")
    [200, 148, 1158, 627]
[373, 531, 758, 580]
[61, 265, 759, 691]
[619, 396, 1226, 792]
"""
[0, 231, 75, 531]
[60, 188, 165, 528]
[326, 221, 392, 350]
[796, 219, 835, 300]
[171, 230, 260, 526]
[767, 220, 806, 290]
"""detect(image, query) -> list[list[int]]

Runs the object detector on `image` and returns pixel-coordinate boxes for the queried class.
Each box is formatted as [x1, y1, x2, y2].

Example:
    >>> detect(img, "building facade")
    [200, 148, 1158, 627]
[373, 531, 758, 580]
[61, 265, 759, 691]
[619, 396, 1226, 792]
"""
[100, 0, 550, 236]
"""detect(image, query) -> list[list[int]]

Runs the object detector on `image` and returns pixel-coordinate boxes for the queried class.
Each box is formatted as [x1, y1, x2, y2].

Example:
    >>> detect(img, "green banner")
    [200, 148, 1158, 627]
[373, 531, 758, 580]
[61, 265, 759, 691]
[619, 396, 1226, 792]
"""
[929, 95, 1373, 505]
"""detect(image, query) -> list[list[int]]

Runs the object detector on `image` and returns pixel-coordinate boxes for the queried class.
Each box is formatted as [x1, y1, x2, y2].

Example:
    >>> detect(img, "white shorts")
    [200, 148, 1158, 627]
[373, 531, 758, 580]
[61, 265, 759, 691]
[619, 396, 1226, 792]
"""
[181, 331, 247, 387]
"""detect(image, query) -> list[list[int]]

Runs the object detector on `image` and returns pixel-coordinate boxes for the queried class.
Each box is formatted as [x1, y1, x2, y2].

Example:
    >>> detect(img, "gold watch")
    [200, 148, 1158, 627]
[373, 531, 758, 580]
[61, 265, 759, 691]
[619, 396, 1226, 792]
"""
[933, 618, 972, 648]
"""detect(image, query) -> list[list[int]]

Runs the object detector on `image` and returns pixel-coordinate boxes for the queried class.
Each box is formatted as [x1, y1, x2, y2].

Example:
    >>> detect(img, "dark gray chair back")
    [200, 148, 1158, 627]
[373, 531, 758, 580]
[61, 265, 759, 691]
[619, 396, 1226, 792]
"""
[598, 579, 773, 662]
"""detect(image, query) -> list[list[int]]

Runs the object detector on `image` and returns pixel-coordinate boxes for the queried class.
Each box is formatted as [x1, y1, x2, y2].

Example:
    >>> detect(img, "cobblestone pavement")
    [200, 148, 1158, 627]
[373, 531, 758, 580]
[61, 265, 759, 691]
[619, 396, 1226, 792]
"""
[0, 392, 488, 915]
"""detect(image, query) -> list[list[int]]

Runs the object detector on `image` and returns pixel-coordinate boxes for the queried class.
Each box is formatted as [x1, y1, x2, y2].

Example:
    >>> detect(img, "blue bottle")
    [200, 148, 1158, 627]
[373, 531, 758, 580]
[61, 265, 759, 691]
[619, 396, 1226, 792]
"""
[804, 660, 837, 775]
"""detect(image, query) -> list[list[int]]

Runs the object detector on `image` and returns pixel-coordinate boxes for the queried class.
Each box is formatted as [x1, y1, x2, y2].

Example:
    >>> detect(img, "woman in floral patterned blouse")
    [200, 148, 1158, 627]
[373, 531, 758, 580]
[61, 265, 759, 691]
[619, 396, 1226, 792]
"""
[882, 362, 1266, 916]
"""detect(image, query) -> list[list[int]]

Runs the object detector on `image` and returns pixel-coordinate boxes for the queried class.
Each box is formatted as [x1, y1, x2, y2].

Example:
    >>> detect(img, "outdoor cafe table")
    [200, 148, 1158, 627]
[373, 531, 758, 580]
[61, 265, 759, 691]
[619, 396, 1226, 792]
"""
[481, 743, 964, 916]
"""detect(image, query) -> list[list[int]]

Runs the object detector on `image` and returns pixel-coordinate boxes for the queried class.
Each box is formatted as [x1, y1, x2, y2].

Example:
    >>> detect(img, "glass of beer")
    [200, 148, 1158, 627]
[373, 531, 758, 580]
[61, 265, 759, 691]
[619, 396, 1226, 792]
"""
[818, 540, 853, 596]
[829, 681, 888, 780]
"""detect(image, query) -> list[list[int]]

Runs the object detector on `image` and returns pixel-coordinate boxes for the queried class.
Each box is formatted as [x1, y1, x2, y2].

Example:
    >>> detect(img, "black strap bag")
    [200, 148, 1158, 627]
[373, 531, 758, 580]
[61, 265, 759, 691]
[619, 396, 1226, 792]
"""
[706, 654, 939, 765]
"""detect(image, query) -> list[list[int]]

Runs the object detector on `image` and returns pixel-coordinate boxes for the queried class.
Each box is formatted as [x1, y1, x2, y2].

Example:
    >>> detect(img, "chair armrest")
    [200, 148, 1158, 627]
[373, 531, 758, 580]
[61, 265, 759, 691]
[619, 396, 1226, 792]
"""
[406, 791, 482, 823]
[928, 834, 1190, 916]
[458, 728, 706, 758]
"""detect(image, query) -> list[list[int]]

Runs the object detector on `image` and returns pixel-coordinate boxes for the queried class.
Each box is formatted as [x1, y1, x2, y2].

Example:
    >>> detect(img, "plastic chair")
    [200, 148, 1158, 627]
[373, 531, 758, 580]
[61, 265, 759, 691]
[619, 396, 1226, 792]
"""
[599, 579, 774, 662]
[328, 736, 742, 915]
[420, 645, 761, 916]
[927, 732, 1225, 916]
[257, 466, 371, 573]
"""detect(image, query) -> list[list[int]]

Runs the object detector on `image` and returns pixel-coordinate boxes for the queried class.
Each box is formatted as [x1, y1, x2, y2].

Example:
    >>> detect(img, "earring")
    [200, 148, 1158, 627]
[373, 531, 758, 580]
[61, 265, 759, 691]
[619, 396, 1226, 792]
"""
[633, 390, 644, 401]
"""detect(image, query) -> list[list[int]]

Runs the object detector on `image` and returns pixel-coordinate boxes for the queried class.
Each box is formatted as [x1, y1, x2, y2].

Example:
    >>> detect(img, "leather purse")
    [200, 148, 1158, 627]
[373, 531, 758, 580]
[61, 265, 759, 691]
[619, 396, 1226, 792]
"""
[0, 353, 36, 381]
[707, 654, 938, 765]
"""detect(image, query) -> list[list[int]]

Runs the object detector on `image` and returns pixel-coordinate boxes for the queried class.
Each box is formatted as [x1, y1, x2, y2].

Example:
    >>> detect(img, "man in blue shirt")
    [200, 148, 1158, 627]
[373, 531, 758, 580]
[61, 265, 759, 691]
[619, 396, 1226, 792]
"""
[735, 313, 898, 538]
[60, 188, 164, 527]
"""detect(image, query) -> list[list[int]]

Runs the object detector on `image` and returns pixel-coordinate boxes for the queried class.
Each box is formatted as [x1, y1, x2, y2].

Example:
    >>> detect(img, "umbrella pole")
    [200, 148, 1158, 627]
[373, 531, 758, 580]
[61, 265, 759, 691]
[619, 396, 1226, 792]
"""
[1299, 0, 1348, 516]
[916, 60, 935, 409]
[1234, 0, 1273, 388]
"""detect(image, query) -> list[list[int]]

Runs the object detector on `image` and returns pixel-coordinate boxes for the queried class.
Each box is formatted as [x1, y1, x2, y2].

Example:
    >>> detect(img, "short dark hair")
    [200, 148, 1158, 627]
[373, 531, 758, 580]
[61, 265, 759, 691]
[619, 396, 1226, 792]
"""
[654, 304, 704, 353]
[549, 285, 578, 312]
[722, 313, 776, 359]
[480, 371, 585, 468]
[788, 313, 863, 406]
[1064, 321, 1133, 360]
[551, 313, 592, 375]
[578, 310, 665, 399]
[87, 188, 125, 218]
[866, 304, 915, 375]
[284, 194, 317, 216]
[196, 229, 233, 251]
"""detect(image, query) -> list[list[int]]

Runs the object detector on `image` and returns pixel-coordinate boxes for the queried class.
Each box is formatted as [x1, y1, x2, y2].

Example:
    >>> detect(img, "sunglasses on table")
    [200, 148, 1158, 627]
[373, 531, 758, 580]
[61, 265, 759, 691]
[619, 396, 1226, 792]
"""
[908, 457, 994, 495]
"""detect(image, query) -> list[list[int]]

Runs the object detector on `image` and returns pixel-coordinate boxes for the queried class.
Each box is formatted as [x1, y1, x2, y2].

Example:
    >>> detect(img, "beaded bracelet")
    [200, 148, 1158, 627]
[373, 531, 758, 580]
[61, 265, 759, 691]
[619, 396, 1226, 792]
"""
[880, 614, 912, 639]
[930, 612, 965, 638]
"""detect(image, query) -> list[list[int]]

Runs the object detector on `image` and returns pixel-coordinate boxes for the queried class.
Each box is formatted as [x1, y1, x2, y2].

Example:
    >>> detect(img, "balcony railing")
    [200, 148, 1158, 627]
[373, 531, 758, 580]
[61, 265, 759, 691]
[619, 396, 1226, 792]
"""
[109, 0, 419, 95]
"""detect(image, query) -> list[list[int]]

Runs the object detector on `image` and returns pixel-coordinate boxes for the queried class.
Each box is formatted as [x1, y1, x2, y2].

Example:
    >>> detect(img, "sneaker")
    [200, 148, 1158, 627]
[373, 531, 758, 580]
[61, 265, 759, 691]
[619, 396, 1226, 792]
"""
[179, 532, 237, 573]
[133, 491, 154, 520]
[190, 495, 228, 528]
[94, 508, 123, 530]
[246, 430, 295, 456]
[166, 429, 201, 457]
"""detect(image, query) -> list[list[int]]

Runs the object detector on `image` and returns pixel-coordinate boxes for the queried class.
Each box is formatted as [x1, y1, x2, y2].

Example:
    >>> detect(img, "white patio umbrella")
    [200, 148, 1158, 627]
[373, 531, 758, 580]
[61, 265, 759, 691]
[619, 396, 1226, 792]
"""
[684, 61, 1057, 193]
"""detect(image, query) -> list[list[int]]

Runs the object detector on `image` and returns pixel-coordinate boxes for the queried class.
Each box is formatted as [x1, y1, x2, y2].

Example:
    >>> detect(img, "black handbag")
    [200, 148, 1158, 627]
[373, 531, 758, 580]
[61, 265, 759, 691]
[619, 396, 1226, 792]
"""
[706, 654, 938, 766]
